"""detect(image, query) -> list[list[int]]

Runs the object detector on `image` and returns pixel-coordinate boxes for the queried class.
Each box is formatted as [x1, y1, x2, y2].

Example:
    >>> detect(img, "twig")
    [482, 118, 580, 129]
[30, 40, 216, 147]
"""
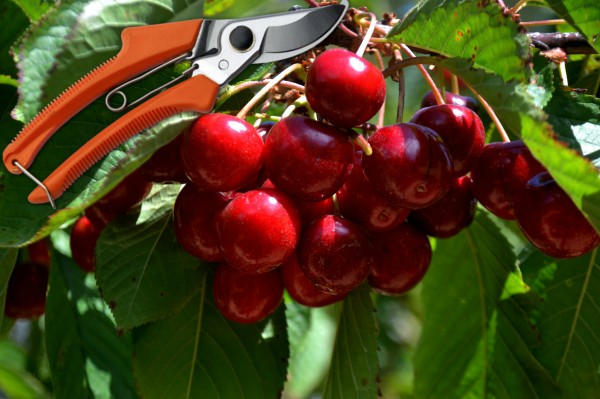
[528, 32, 596, 54]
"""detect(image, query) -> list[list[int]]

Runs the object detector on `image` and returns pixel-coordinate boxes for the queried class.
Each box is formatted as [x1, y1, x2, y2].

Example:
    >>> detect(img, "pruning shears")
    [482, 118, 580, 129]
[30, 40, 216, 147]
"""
[2, 1, 348, 208]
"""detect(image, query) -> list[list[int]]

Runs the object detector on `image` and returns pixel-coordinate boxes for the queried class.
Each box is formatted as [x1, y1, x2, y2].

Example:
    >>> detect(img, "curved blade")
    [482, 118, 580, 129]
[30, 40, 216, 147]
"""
[255, 1, 348, 63]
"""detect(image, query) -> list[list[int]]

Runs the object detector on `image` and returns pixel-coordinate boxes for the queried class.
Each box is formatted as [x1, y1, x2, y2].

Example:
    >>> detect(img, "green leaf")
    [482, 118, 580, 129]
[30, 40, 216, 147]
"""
[45, 250, 138, 399]
[10, 0, 53, 22]
[545, 0, 600, 52]
[0, 0, 29, 77]
[133, 272, 289, 399]
[413, 211, 559, 398]
[0, 365, 49, 399]
[0, 75, 18, 88]
[388, 0, 530, 82]
[322, 285, 380, 399]
[522, 248, 600, 397]
[95, 185, 202, 330]
[284, 301, 340, 397]
[0, 248, 18, 333]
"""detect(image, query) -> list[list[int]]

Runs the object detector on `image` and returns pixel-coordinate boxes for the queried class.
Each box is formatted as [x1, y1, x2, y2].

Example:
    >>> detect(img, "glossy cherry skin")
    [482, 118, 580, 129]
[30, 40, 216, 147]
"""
[514, 172, 600, 258]
[409, 176, 477, 238]
[281, 252, 346, 307]
[173, 185, 229, 262]
[305, 48, 386, 128]
[420, 91, 479, 113]
[298, 215, 373, 295]
[369, 223, 432, 296]
[216, 189, 301, 274]
[262, 179, 334, 225]
[27, 239, 51, 268]
[410, 104, 485, 176]
[337, 152, 409, 232]
[362, 123, 453, 209]
[213, 263, 283, 324]
[4, 262, 49, 319]
[94, 170, 152, 215]
[140, 134, 189, 184]
[70, 216, 103, 272]
[470, 140, 545, 220]
[263, 116, 354, 201]
[181, 113, 264, 191]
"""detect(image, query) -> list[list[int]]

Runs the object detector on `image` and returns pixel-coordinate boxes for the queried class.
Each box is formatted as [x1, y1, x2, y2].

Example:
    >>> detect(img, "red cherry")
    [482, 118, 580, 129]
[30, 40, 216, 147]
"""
[263, 116, 354, 201]
[262, 179, 333, 225]
[181, 113, 263, 191]
[420, 91, 479, 113]
[337, 152, 409, 232]
[410, 104, 485, 176]
[514, 172, 600, 258]
[27, 239, 51, 268]
[70, 216, 103, 272]
[84, 205, 117, 227]
[139, 134, 189, 184]
[213, 263, 283, 324]
[4, 262, 49, 319]
[94, 170, 152, 214]
[298, 215, 373, 295]
[173, 185, 229, 262]
[409, 176, 477, 238]
[369, 223, 432, 296]
[281, 252, 346, 307]
[216, 189, 301, 274]
[470, 141, 545, 220]
[362, 123, 453, 209]
[306, 48, 386, 128]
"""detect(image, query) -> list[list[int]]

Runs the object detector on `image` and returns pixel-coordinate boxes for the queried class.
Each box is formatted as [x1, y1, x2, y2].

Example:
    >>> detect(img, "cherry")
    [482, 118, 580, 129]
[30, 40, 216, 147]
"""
[27, 239, 51, 268]
[470, 140, 545, 220]
[514, 171, 600, 258]
[216, 188, 301, 274]
[362, 123, 453, 209]
[369, 223, 432, 296]
[85, 204, 117, 227]
[410, 104, 485, 176]
[181, 113, 263, 192]
[173, 184, 229, 262]
[281, 252, 346, 307]
[94, 170, 152, 215]
[305, 48, 386, 128]
[420, 91, 479, 112]
[263, 116, 354, 201]
[337, 152, 409, 232]
[298, 215, 373, 295]
[4, 261, 49, 319]
[139, 133, 189, 184]
[70, 215, 103, 272]
[213, 262, 283, 324]
[262, 179, 334, 225]
[409, 175, 477, 238]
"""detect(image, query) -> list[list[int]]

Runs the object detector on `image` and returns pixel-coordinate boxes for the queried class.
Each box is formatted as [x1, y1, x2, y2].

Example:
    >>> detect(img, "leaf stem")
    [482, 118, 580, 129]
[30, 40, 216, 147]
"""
[235, 63, 303, 119]
[399, 46, 445, 105]
[520, 19, 568, 27]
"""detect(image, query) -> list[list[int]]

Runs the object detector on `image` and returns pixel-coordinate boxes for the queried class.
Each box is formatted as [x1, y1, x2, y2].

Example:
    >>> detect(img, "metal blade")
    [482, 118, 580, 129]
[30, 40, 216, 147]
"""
[255, 2, 348, 63]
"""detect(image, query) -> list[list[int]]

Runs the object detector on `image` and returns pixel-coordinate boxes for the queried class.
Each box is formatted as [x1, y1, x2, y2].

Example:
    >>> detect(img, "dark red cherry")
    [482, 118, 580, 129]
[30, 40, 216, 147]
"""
[369, 223, 432, 296]
[420, 91, 479, 113]
[409, 176, 477, 238]
[281, 252, 346, 307]
[94, 170, 152, 214]
[362, 123, 453, 209]
[470, 140, 545, 220]
[181, 113, 264, 191]
[85, 205, 117, 227]
[213, 263, 283, 324]
[337, 152, 409, 232]
[410, 104, 485, 176]
[298, 215, 373, 295]
[305, 48, 386, 128]
[173, 185, 229, 262]
[27, 239, 51, 268]
[4, 262, 49, 319]
[140, 134, 189, 184]
[263, 116, 354, 201]
[216, 189, 301, 274]
[514, 172, 600, 258]
[70, 216, 103, 272]
[262, 179, 333, 225]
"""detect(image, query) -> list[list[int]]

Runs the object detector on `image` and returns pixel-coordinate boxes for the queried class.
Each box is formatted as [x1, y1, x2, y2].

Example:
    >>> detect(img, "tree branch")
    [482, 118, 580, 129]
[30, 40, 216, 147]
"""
[528, 32, 596, 55]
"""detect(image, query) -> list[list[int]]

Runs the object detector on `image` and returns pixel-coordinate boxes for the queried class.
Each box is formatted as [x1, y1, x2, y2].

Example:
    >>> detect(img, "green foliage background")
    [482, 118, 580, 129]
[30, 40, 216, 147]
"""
[0, 0, 599, 398]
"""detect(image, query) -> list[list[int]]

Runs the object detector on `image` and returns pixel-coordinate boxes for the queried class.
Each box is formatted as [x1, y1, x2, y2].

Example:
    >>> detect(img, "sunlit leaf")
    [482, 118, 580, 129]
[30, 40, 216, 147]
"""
[545, 0, 600, 52]
[10, 0, 53, 22]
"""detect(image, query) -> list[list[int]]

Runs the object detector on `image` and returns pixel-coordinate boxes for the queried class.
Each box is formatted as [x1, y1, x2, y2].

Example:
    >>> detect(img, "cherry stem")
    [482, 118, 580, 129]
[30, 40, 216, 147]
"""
[281, 95, 308, 119]
[349, 131, 373, 156]
[400, 45, 445, 105]
[332, 193, 341, 216]
[354, 12, 378, 58]
[507, 0, 528, 14]
[236, 63, 303, 119]
[450, 71, 460, 94]
[558, 61, 569, 86]
[217, 79, 304, 108]
[463, 81, 511, 142]
[521, 19, 568, 27]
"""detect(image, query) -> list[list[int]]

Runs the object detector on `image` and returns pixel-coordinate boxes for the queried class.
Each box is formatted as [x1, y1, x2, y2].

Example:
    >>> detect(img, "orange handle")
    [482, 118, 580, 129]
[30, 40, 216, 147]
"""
[3, 19, 203, 174]
[28, 74, 220, 204]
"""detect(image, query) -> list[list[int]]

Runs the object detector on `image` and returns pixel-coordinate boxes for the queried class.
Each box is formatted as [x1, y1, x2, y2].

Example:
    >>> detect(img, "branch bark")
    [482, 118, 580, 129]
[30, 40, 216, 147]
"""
[528, 32, 596, 55]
